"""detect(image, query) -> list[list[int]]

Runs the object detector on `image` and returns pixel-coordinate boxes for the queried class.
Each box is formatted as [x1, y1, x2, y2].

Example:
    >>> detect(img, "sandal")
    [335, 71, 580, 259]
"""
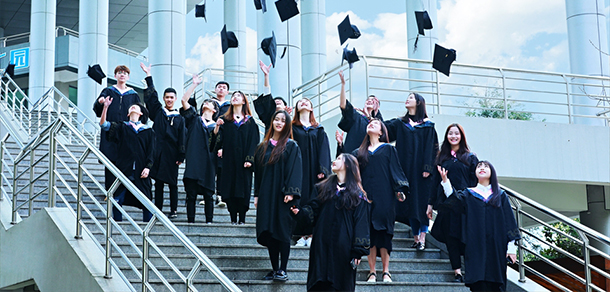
[366, 272, 376, 282]
[382, 272, 392, 283]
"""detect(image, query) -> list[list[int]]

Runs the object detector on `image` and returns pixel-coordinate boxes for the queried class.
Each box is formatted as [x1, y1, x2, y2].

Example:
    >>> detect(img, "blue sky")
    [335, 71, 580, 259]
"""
[183, 0, 610, 76]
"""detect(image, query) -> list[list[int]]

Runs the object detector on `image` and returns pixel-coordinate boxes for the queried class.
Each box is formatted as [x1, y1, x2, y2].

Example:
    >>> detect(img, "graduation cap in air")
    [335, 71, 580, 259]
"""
[338, 15, 361, 45]
[432, 44, 456, 77]
[414, 11, 433, 52]
[4, 63, 15, 78]
[254, 0, 267, 13]
[275, 0, 299, 22]
[261, 31, 278, 67]
[342, 46, 359, 69]
[195, 3, 206, 21]
[87, 64, 106, 85]
[221, 25, 239, 54]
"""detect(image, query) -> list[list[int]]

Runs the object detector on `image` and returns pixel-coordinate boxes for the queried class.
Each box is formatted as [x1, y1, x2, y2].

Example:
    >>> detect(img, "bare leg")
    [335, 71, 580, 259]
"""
[380, 248, 390, 279]
[419, 231, 426, 245]
[368, 247, 377, 274]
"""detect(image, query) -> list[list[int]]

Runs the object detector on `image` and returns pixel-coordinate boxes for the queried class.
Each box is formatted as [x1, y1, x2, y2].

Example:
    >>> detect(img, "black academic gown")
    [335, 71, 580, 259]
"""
[213, 116, 260, 211]
[338, 100, 383, 154]
[254, 139, 303, 246]
[385, 118, 438, 226]
[143, 77, 186, 185]
[295, 189, 371, 292]
[353, 144, 409, 235]
[430, 153, 478, 243]
[94, 87, 141, 161]
[105, 122, 155, 208]
[214, 99, 231, 169]
[447, 189, 520, 289]
[181, 107, 216, 191]
[253, 93, 275, 133]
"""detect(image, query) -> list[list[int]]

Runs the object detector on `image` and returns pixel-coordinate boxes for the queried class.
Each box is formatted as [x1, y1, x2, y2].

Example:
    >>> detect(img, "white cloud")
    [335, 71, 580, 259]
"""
[437, 0, 568, 71]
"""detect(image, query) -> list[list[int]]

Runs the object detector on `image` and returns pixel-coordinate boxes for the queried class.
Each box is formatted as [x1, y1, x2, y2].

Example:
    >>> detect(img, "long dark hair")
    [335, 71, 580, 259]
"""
[201, 98, 219, 120]
[223, 91, 252, 121]
[436, 123, 471, 166]
[477, 160, 502, 207]
[357, 119, 389, 168]
[315, 154, 368, 210]
[292, 98, 320, 127]
[400, 92, 428, 124]
[257, 110, 293, 165]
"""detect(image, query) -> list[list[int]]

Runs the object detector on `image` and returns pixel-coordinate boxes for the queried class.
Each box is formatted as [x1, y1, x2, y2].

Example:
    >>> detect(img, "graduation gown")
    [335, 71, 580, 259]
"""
[180, 107, 216, 191]
[430, 153, 478, 243]
[295, 189, 371, 292]
[254, 139, 303, 246]
[338, 100, 383, 154]
[385, 118, 438, 226]
[94, 86, 141, 161]
[214, 99, 231, 169]
[213, 116, 260, 204]
[292, 125, 332, 204]
[253, 93, 275, 133]
[447, 189, 520, 288]
[105, 121, 155, 208]
[143, 77, 186, 185]
[353, 144, 409, 234]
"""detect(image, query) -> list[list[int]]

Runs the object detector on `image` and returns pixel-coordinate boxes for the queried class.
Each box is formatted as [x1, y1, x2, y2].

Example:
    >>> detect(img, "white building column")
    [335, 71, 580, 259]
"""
[257, 4, 302, 104]
[580, 185, 610, 254]
[300, 0, 326, 84]
[28, 0, 56, 102]
[224, 0, 247, 90]
[406, 0, 438, 108]
[149, 0, 186, 103]
[565, 0, 609, 125]
[77, 0, 108, 123]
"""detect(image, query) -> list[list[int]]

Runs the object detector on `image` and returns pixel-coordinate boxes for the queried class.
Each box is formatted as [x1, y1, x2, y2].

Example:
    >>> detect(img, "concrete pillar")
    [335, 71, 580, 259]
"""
[579, 185, 610, 254]
[28, 0, 56, 102]
[77, 0, 108, 124]
[565, 0, 609, 125]
[149, 0, 186, 104]
[257, 3, 302, 105]
[300, 0, 326, 84]
[406, 0, 438, 110]
[224, 0, 247, 90]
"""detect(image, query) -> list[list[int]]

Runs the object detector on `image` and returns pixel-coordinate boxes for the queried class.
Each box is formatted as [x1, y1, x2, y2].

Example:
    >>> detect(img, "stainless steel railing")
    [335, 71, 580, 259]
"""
[291, 55, 610, 126]
[503, 184, 610, 292]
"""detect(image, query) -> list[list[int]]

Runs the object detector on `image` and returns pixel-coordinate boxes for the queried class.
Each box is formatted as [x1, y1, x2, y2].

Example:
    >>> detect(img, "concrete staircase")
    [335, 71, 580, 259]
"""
[3, 135, 469, 291]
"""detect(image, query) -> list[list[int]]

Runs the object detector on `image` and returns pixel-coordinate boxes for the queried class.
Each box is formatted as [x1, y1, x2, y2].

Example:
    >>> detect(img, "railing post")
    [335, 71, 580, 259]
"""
[142, 216, 157, 292]
[0, 138, 5, 202]
[75, 148, 90, 239]
[317, 77, 322, 123]
[578, 231, 592, 292]
[363, 56, 369, 99]
[563, 75, 572, 124]
[11, 161, 17, 224]
[48, 125, 57, 208]
[105, 179, 121, 279]
[500, 69, 508, 119]
[28, 150, 34, 216]
[513, 198, 526, 283]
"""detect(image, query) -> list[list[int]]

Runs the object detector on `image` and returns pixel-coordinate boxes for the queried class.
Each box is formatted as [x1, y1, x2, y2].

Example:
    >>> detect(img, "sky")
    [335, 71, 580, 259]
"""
[183, 0, 610, 78]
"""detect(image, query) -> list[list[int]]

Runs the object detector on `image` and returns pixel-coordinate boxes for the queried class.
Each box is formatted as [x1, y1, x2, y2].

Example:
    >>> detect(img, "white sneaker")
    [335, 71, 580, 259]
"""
[295, 237, 307, 246]
[215, 196, 226, 208]
[305, 237, 312, 247]
[199, 200, 205, 205]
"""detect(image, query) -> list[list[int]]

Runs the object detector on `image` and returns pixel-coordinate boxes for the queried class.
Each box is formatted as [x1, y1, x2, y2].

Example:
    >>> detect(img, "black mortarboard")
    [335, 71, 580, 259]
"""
[415, 11, 433, 36]
[342, 46, 359, 69]
[87, 64, 106, 84]
[432, 44, 456, 77]
[254, 0, 267, 13]
[221, 25, 239, 54]
[338, 15, 361, 45]
[4, 64, 15, 78]
[195, 3, 206, 21]
[275, 0, 299, 22]
[261, 31, 277, 67]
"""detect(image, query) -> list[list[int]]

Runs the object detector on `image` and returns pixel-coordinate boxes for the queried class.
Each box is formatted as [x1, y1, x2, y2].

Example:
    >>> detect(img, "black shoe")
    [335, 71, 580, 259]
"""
[273, 270, 288, 282]
[417, 242, 425, 251]
[262, 271, 275, 280]
[454, 274, 464, 283]
[410, 242, 419, 248]
[168, 211, 177, 219]
[238, 221, 245, 225]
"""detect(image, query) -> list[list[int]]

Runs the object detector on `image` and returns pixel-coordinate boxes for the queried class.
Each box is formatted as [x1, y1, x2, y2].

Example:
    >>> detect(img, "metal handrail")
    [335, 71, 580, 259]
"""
[502, 183, 610, 292]
[3, 114, 240, 291]
[291, 55, 610, 126]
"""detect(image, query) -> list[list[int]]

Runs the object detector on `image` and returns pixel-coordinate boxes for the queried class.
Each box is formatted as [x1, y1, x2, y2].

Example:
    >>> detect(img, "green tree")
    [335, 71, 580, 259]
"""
[539, 219, 583, 259]
[466, 98, 533, 121]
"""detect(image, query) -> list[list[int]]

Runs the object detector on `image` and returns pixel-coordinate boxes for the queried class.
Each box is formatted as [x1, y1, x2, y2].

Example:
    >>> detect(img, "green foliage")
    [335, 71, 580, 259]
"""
[466, 98, 533, 121]
[539, 219, 583, 259]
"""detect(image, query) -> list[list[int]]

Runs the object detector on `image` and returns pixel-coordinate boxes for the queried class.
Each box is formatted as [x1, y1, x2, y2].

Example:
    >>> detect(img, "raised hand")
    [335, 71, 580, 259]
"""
[103, 96, 113, 108]
[437, 165, 448, 183]
[338, 70, 345, 85]
[192, 74, 203, 86]
[335, 130, 344, 146]
[286, 106, 293, 115]
[259, 60, 271, 75]
[140, 62, 151, 77]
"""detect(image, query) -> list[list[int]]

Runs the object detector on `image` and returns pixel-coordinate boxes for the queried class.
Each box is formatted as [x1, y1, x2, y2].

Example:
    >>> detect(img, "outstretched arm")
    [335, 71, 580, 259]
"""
[99, 96, 113, 126]
[181, 74, 203, 111]
[339, 70, 346, 109]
